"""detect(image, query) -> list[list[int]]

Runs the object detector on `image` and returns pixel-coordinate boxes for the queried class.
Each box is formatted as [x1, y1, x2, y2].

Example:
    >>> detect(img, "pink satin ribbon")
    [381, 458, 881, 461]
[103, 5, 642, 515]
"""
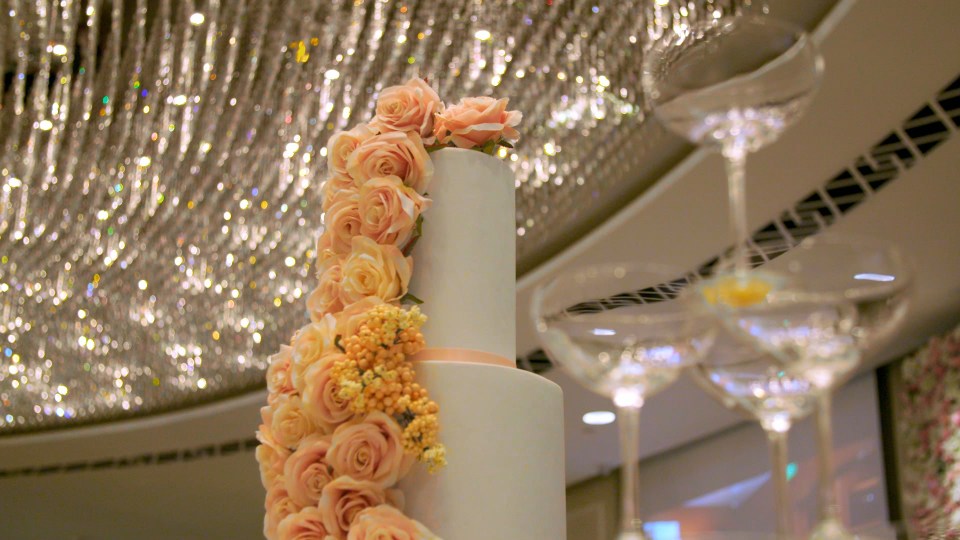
[409, 347, 515, 369]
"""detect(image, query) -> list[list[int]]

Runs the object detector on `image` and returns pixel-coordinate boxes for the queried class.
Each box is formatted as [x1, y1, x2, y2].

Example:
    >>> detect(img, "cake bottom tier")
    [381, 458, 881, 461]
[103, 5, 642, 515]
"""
[396, 359, 566, 540]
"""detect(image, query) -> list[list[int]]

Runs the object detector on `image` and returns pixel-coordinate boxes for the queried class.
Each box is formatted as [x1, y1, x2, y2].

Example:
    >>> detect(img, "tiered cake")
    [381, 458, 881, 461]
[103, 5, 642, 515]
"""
[257, 78, 565, 540]
[399, 149, 566, 539]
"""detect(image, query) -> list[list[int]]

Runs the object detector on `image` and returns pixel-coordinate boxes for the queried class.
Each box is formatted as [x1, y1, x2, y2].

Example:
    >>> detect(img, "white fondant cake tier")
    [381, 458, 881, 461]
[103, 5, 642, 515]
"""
[397, 359, 567, 540]
[409, 149, 517, 361]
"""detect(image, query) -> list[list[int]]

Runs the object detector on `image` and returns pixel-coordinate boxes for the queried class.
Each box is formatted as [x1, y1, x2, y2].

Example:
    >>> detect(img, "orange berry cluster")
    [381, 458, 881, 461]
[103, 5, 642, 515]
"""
[331, 304, 447, 471]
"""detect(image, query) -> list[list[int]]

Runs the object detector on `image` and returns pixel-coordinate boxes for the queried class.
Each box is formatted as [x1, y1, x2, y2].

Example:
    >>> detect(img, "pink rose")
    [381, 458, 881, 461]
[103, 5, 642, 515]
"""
[347, 505, 439, 540]
[307, 257, 344, 322]
[335, 297, 384, 339]
[262, 395, 317, 450]
[327, 412, 413, 488]
[276, 506, 331, 540]
[339, 237, 412, 305]
[328, 123, 377, 179]
[433, 96, 522, 149]
[267, 345, 296, 402]
[283, 434, 335, 507]
[291, 315, 339, 390]
[264, 484, 301, 540]
[324, 190, 362, 255]
[301, 352, 354, 430]
[346, 131, 433, 194]
[318, 476, 388, 539]
[359, 175, 431, 248]
[369, 78, 444, 140]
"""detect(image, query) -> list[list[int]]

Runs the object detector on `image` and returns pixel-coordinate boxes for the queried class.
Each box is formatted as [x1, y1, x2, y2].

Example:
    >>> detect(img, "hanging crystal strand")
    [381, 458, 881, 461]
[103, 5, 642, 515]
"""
[364, 0, 413, 106]
[0, 1, 24, 239]
[9, 0, 57, 247]
[0, 0, 32, 243]
[41, 0, 79, 181]
[61, 0, 122, 268]
[57, 0, 102, 193]
[351, 0, 400, 123]
[428, 0, 468, 97]
[8, 0, 73, 270]
[143, 0, 284, 256]
[28, 0, 78, 248]
[0, 6, 7, 105]
[56, 0, 135, 291]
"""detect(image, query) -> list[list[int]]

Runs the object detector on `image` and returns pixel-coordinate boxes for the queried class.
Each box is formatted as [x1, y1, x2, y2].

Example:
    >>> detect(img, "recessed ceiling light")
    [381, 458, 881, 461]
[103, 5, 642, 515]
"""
[582, 411, 616, 425]
[854, 273, 896, 282]
[591, 328, 616, 336]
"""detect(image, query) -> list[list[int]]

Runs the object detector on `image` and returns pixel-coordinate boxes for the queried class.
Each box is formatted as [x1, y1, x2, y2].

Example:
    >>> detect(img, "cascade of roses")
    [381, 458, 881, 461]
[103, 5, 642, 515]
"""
[256, 77, 521, 540]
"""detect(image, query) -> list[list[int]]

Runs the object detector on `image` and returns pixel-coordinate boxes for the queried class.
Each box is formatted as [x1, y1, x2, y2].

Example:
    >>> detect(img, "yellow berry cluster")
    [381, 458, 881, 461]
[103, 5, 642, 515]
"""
[331, 303, 447, 472]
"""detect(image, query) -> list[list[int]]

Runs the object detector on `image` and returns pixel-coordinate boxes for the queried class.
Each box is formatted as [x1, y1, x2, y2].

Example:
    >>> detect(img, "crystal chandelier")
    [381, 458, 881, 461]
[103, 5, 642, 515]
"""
[0, 0, 753, 434]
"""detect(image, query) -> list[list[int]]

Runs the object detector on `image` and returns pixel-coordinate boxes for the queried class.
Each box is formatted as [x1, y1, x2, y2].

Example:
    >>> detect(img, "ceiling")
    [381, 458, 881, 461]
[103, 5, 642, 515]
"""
[2, 0, 960, 537]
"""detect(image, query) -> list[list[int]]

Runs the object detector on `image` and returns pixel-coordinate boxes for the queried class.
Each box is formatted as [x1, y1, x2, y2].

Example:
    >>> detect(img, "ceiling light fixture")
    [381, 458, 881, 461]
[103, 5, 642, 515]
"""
[582, 411, 616, 425]
[854, 273, 896, 282]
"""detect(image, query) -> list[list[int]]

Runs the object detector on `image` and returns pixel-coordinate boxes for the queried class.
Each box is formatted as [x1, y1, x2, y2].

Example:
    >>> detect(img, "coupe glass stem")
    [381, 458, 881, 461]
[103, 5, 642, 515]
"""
[766, 427, 794, 540]
[815, 392, 843, 524]
[617, 403, 649, 540]
[723, 145, 750, 276]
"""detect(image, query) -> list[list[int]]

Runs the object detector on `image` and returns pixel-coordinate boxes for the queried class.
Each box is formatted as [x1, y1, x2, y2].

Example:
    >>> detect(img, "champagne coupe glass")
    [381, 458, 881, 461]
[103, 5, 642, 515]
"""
[642, 16, 824, 275]
[532, 264, 717, 540]
[688, 333, 817, 539]
[694, 234, 912, 540]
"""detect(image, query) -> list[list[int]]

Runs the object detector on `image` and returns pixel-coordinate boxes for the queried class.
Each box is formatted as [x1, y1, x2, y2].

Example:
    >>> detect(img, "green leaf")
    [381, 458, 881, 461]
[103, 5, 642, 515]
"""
[400, 292, 424, 305]
[402, 215, 424, 256]
[499, 140, 514, 149]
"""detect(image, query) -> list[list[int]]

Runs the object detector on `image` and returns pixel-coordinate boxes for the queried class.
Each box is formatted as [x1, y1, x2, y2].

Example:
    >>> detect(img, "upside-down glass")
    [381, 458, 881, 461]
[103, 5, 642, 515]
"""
[694, 234, 912, 540]
[532, 264, 716, 540]
[642, 16, 824, 275]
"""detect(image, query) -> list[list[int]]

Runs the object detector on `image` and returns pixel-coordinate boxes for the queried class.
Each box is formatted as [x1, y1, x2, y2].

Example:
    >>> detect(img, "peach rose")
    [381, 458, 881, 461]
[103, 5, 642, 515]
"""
[359, 175, 431, 248]
[316, 232, 334, 256]
[347, 505, 439, 540]
[283, 434, 335, 507]
[346, 131, 433, 194]
[276, 506, 331, 540]
[301, 352, 354, 431]
[327, 412, 413, 487]
[307, 259, 344, 322]
[323, 175, 357, 209]
[267, 345, 297, 401]
[291, 315, 339, 390]
[324, 190, 362, 255]
[335, 296, 384, 339]
[262, 395, 317, 450]
[433, 96, 522, 149]
[369, 78, 443, 140]
[319, 476, 388, 539]
[255, 436, 289, 490]
[328, 123, 376, 179]
[264, 484, 300, 540]
[339, 237, 412, 305]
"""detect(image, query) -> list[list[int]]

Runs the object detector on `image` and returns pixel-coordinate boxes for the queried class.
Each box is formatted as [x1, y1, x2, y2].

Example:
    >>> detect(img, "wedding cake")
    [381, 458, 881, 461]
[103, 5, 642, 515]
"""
[256, 78, 566, 540]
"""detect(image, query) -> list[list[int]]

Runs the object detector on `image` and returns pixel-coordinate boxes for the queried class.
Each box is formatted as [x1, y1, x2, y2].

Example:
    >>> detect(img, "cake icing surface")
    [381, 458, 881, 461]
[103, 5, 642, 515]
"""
[402, 148, 566, 538]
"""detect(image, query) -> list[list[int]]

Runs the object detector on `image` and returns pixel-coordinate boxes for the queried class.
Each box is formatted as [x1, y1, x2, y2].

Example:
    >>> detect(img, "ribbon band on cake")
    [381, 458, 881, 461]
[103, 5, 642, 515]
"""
[409, 347, 515, 369]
